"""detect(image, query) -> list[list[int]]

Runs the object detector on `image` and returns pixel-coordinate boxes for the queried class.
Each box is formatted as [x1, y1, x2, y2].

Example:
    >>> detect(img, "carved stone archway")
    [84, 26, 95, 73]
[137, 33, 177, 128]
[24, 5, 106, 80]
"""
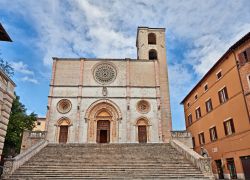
[85, 99, 122, 143]
[135, 117, 151, 143]
[55, 117, 72, 143]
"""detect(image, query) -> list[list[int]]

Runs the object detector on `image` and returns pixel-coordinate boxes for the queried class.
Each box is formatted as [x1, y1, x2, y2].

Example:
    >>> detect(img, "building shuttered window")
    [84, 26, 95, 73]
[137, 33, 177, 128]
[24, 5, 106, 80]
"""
[205, 99, 213, 113]
[198, 132, 205, 145]
[218, 87, 229, 104]
[209, 127, 218, 141]
[195, 107, 201, 120]
[238, 47, 250, 65]
[187, 114, 192, 125]
[224, 119, 235, 136]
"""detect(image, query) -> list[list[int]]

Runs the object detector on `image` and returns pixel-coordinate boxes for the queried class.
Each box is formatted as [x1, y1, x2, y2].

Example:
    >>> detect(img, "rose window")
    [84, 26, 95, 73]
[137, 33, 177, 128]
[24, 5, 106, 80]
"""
[94, 63, 117, 84]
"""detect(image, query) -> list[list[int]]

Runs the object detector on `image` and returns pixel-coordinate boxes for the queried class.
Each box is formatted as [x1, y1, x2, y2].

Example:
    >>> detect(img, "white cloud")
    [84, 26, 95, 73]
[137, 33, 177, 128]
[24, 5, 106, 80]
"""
[1, 0, 249, 75]
[21, 76, 38, 84]
[11, 61, 34, 75]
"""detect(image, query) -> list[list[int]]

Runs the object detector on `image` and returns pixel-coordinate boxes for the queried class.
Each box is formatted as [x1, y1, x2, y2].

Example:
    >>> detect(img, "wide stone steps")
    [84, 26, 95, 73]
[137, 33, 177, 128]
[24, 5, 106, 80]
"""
[8, 143, 210, 179]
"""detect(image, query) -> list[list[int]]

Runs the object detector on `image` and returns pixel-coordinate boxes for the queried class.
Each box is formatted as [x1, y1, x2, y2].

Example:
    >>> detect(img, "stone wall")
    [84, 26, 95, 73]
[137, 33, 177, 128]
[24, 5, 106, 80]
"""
[20, 130, 47, 153]
[0, 69, 15, 160]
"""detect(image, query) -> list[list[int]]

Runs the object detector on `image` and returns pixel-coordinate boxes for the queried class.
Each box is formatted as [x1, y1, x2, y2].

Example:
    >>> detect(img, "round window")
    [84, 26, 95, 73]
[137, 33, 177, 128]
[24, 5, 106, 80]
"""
[137, 100, 150, 114]
[93, 63, 117, 85]
[57, 99, 72, 114]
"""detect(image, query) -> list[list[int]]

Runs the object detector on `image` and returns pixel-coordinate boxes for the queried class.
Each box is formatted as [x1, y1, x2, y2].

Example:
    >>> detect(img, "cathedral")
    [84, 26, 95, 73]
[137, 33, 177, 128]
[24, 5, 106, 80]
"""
[46, 27, 172, 144]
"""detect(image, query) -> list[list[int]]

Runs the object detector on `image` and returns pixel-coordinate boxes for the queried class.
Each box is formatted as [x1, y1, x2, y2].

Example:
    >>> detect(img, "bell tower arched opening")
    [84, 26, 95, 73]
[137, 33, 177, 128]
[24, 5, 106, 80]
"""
[149, 49, 157, 60]
[148, 33, 156, 44]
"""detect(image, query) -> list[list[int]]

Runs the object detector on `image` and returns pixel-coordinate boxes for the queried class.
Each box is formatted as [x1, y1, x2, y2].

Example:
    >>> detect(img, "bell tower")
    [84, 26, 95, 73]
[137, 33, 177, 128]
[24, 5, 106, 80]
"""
[136, 27, 172, 142]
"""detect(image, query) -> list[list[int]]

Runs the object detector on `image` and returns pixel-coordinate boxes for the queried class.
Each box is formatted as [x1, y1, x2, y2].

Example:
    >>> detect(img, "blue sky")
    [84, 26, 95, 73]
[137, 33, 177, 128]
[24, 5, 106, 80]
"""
[0, 0, 250, 130]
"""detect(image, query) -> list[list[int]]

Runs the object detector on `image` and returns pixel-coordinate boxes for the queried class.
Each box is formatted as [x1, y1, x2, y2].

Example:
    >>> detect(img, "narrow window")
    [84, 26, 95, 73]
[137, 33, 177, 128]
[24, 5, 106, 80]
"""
[149, 49, 157, 60]
[238, 48, 250, 65]
[195, 107, 201, 120]
[209, 127, 218, 141]
[148, 33, 156, 44]
[187, 102, 190, 107]
[198, 132, 205, 145]
[247, 75, 250, 89]
[192, 137, 196, 148]
[204, 84, 208, 91]
[194, 94, 198, 100]
[205, 99, 213, 113]
[224, 119, 235, 136]
[243, 51, 248, 61]
[217, 71, 222, 79]
[187, 114, 192, 125]
[37, 122, 41, 126]
[218, 87, 229, 104]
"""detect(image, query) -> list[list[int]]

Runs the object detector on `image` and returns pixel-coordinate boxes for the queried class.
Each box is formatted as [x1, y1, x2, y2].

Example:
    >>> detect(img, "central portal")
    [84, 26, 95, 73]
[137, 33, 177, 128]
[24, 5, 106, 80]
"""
[97, 120, 110, 143]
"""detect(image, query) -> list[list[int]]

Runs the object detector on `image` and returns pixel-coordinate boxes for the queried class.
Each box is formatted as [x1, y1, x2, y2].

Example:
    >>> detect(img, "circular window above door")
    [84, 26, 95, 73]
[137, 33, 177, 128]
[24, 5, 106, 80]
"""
[137, 100, 150, 114]
[57, 99, 72, 114]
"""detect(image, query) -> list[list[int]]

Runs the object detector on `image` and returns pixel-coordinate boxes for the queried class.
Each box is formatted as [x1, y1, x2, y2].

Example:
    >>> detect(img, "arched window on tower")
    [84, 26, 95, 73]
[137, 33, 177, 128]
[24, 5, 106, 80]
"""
[148, 33, 156, 44]
[149, 49, 157, 60]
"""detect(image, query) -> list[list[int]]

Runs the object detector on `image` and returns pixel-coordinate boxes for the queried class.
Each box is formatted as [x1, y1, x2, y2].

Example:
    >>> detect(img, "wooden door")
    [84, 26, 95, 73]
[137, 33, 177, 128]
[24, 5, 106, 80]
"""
[215, 160, 224, 179]
[97, 120, 110, 143]
[138, 126, 147, 143]
[99, 130, 108, 143]
[59, 126, 68, 143]
[241, 156, 250, 179]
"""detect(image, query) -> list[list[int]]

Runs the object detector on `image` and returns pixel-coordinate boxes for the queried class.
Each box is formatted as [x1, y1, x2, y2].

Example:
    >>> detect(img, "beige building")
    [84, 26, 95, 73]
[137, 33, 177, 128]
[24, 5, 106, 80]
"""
[0, 69, 15, 160]
[181, 32, 250, 179]
[33, 117, 46, 131]
[46, 27, 172, 144]
[21, 117, 47, 152]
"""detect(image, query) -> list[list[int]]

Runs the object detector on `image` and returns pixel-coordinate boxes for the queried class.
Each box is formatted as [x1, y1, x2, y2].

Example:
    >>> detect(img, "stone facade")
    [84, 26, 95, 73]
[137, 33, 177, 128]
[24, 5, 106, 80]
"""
[46, 27, 172, 144]
[0, 69, 15, 160]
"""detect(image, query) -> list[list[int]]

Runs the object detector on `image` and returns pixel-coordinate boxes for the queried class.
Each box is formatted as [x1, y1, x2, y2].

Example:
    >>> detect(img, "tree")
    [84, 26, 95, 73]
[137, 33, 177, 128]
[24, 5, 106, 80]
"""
[3, 94, 36, 157]
[0, 52, 14, 77]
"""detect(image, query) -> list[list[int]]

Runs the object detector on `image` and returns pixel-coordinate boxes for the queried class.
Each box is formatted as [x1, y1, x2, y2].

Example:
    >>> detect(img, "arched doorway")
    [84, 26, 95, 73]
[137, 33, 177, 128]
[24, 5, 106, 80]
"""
[57, 118, 71, 143]
[85, 99, 122, 143]
[136, 118, 150, 143]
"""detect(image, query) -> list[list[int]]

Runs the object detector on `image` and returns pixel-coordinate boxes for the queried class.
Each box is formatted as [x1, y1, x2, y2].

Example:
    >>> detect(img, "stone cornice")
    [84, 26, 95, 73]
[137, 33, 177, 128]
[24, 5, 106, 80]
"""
[48, 96, 160, 99]
[49, 85, 160, 88]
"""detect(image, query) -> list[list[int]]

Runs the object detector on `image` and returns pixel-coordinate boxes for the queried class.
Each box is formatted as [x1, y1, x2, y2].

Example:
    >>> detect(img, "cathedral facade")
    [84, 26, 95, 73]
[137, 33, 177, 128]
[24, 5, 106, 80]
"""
[45, 27, 172, 143]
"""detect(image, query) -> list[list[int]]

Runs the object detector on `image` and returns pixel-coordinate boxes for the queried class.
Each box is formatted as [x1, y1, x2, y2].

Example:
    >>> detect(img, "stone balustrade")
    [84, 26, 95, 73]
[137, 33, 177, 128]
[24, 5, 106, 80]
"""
[20, 130, 47, 153]
[171, 130, 193, 148]
[170, 139, 214, 179]
[29, 131, 47, 138]
[2, 140, 48, 179]
[171, 130, 191, 138]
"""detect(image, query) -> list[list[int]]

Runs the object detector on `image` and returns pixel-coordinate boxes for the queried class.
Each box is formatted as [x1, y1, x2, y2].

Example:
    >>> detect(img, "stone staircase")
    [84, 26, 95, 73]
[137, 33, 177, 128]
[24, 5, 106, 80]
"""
[8, 143, 210, 179]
